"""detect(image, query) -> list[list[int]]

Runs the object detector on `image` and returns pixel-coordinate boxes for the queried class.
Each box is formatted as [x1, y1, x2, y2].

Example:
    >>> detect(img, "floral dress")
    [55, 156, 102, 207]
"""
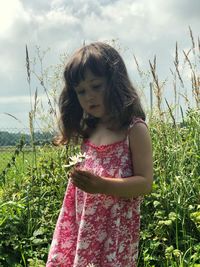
[46, 118, 146, 267]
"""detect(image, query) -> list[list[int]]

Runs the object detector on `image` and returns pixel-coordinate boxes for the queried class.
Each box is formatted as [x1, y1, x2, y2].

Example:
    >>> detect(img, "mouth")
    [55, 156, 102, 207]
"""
[89, 104, 100, 110]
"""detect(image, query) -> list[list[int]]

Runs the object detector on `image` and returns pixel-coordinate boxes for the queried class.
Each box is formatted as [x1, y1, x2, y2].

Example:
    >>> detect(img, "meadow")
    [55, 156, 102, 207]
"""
[0, 31, 199, 266]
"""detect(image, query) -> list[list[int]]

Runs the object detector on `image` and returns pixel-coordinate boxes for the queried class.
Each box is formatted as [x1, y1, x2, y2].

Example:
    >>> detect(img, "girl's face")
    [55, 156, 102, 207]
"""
[74, 69, 107, 119]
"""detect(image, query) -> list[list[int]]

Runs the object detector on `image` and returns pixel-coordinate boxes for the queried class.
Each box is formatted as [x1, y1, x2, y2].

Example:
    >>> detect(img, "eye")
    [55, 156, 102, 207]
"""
[93, 84, 102, 90]
[76, 89, 85, 96]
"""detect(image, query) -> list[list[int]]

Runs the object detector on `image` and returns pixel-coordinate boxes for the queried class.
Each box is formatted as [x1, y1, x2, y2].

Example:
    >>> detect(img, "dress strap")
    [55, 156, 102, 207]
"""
[128, 117, 147, 132]
[126, 117, 147, 145]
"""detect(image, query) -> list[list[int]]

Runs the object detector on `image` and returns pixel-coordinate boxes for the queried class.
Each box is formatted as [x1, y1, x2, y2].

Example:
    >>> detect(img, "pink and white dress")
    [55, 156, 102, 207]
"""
[46, 118, 146, 267]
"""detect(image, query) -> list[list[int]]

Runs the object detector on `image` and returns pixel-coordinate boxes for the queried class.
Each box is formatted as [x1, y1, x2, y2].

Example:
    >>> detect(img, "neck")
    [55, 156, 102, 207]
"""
[97, 118, 115, 132]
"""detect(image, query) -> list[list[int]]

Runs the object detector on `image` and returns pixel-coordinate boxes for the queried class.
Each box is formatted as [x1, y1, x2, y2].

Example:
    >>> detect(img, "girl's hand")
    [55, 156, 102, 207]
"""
[71, 169, 106, 194]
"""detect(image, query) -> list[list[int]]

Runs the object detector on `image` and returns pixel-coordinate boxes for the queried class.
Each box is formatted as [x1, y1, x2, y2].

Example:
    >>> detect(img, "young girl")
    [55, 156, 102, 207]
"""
[46, 42, 153, 267]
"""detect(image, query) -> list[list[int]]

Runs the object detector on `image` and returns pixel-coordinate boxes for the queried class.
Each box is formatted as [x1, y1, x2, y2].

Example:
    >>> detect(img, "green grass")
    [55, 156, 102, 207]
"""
[0, 144, 70, 266]
[137, 109, 200, 267]
[0, 109, 199, 266]
[0, 29, 199, 266]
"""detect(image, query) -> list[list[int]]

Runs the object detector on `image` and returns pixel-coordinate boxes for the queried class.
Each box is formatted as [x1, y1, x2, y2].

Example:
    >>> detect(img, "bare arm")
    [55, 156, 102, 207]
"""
[100, 123, 153, 198]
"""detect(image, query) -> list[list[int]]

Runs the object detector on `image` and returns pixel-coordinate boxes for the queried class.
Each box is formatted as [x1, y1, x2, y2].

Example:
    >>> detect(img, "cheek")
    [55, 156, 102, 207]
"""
[100, 93, 106, 106]
[77, 96, 86, 109]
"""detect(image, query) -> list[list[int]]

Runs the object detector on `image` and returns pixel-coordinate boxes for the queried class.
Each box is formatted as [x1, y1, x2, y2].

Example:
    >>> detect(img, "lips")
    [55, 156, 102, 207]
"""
[89, 104, 99, 109]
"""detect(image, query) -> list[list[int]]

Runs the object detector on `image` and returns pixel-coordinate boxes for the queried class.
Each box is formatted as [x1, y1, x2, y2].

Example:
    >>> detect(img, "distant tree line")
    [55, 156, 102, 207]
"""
[0, 131, 54, 146]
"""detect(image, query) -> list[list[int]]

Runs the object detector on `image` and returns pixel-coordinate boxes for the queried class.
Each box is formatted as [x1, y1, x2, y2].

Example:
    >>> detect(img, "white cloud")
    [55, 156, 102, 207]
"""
[0, 0, 30, 38]
[0, 0, 199, 128]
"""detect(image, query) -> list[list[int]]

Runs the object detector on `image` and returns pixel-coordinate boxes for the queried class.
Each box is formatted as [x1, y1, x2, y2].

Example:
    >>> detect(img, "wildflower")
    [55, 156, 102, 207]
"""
[63, 152, 87, 168]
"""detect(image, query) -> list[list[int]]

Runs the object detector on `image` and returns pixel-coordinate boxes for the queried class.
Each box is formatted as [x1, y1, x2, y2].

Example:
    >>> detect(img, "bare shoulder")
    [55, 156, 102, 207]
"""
[129, 122, 151, 146]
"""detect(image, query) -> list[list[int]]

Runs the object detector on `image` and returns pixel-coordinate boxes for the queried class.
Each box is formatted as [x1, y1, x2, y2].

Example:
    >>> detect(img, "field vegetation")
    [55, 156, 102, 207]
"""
[0, 29, 199, 266]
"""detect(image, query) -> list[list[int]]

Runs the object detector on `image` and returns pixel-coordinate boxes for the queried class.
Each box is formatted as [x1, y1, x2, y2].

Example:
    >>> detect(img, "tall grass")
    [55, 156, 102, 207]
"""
[0, 29, 199, 266]
[137, 28, 200, 267]
[138, 109, 200, 266]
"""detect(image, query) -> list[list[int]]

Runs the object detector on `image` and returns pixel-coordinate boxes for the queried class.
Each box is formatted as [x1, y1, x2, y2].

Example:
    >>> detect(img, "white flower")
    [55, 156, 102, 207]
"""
[78, 240, 90, 249]
[106, 252, 116, 262]
[63, 152, 87, 168]
[119, 243, 125, 253]
[86, 263, 96, 267]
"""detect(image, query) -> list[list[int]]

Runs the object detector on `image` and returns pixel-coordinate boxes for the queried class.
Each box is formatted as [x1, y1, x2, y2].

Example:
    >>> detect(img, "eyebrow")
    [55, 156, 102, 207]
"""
[88, 78, 101, 82]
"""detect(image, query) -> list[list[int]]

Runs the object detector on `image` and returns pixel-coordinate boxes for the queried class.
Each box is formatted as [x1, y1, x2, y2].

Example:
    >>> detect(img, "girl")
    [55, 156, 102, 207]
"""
[46, 42, 153, 267]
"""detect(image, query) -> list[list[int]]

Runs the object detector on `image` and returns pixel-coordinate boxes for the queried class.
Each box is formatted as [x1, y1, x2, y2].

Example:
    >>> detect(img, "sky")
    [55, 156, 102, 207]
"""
[0, 0, 199, 132]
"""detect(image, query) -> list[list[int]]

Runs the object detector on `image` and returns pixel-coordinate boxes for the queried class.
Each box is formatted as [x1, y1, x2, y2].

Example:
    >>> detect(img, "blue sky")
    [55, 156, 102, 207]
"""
[0, 0, 199, 131]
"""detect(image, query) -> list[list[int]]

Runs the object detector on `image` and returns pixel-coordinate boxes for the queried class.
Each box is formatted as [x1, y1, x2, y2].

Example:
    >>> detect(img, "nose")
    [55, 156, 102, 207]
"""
[85, 90, 95, 102]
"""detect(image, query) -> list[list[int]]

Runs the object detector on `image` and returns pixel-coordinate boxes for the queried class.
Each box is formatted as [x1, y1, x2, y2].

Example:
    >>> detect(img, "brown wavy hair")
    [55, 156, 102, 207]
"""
[57, 42, 145, 145]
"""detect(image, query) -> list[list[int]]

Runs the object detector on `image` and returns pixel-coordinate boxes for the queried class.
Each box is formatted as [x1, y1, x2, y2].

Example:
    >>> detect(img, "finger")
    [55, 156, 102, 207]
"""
[75, 169, 91, 178]
[74, 171, 90, 181]
[71, 175, 81, 183]
[71, 170, 83, 179]
[75, 169, 89, 175]
[71, 176, 91, 193]
[72, 178, 85, 189]
[72, 174, 87, 185]
[76, 181, 87, 191]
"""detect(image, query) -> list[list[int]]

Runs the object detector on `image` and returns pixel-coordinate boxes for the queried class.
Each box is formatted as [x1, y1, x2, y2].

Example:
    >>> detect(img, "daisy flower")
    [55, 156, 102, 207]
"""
[63, 152, 87, 168]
